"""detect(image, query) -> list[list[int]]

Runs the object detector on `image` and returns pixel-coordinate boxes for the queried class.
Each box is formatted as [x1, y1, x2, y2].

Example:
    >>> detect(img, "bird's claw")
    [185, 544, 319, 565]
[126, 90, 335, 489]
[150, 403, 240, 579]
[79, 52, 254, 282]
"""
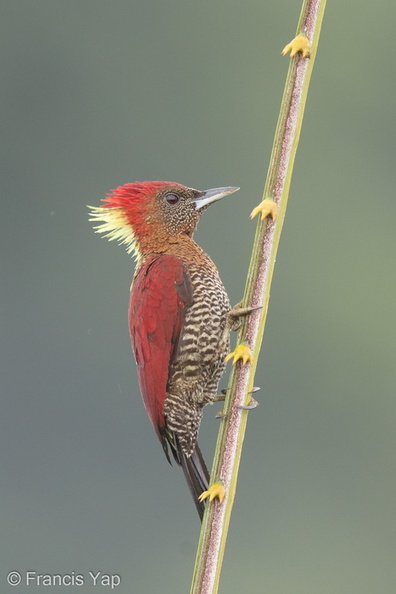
[250, 198, 278, 222]
[282, 33, 311, 59]
[198, 481, 226, 504]
[248, 386, 261, 394]
[237, 397, 259, 410]
[215, 387, 260, 415]
[213, 388, 228, 403]
[229, 302, 262, 318]
[227, 303, 261, 332]
[225, 343, 253, 365]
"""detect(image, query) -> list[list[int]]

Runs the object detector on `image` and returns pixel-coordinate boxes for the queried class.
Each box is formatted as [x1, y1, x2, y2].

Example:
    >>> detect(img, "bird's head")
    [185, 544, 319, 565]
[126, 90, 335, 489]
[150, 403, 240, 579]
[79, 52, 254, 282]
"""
[89, 181, 239, 258]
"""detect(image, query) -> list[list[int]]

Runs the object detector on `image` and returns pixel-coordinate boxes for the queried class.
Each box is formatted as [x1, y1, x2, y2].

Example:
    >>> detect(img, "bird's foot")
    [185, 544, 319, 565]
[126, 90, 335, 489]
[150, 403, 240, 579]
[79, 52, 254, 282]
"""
[214, 387, 260, 417]
[250, 198, 278, 222]
[213, 388, 228, 403]
[282, 33, 311, 58]
[237, 397, 259, 410]
[213, 392, 227, 419]
[225, 342, 253, 365]
[227, 302, 261, 332]
[249, 386, 261, 394]
[229, 301, 261, 319]
[215, 386, 259, 400]
[198, 481, 226, 504]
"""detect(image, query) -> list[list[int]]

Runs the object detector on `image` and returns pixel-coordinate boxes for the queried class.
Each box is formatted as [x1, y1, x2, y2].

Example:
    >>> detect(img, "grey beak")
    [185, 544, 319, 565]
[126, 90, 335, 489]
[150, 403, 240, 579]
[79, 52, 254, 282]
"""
[193, 186, 240, 210]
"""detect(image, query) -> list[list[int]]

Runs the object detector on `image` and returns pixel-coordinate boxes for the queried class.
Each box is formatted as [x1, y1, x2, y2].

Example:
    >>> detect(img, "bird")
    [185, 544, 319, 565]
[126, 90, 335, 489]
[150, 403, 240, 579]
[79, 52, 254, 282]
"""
[89, 181, 245, 519]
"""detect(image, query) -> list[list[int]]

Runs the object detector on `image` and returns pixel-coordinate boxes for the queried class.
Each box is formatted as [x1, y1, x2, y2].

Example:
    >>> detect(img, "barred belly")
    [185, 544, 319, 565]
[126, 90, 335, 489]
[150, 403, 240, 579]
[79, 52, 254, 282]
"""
[163, 266, 231, 456]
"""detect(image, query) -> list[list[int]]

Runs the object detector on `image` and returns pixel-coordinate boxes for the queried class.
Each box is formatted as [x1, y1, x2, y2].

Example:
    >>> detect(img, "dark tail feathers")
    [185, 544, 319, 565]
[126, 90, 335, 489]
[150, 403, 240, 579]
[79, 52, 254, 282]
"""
[171, 436, 210, 521]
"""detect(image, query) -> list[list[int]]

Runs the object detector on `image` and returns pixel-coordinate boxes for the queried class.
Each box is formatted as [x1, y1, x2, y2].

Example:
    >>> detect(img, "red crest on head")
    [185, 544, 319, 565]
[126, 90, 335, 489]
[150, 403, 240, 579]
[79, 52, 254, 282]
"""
[88, 181, 185, 256]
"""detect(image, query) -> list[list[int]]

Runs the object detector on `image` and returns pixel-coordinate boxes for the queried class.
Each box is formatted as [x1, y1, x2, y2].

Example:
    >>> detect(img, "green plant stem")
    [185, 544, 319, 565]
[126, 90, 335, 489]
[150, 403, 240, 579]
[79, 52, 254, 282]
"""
[190, 1, 327, 592]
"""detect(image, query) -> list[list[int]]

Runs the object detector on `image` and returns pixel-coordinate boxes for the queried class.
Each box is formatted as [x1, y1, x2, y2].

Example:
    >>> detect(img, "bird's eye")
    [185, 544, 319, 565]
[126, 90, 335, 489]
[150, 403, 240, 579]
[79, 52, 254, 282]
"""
[164, 193, 180, 205]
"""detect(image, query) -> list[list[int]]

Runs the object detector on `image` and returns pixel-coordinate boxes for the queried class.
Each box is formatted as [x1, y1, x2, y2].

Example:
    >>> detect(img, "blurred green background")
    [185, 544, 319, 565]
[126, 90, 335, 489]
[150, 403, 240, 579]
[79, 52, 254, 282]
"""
[1, 1, 395, 592]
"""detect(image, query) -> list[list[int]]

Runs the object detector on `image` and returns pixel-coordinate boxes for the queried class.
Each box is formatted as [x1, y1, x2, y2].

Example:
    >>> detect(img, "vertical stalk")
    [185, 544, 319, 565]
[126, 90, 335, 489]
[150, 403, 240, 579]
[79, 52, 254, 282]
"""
[190, 1, 327, 592]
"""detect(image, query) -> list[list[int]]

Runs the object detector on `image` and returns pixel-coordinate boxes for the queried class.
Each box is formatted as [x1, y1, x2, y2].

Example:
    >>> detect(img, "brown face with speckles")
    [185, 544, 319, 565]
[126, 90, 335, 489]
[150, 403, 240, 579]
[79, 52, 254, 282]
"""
[155, 185, 205, 237]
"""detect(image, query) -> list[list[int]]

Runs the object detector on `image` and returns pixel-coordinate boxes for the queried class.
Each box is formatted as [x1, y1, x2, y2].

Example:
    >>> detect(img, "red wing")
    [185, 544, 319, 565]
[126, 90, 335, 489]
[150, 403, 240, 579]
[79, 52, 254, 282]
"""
[128, 255, 192, 448]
